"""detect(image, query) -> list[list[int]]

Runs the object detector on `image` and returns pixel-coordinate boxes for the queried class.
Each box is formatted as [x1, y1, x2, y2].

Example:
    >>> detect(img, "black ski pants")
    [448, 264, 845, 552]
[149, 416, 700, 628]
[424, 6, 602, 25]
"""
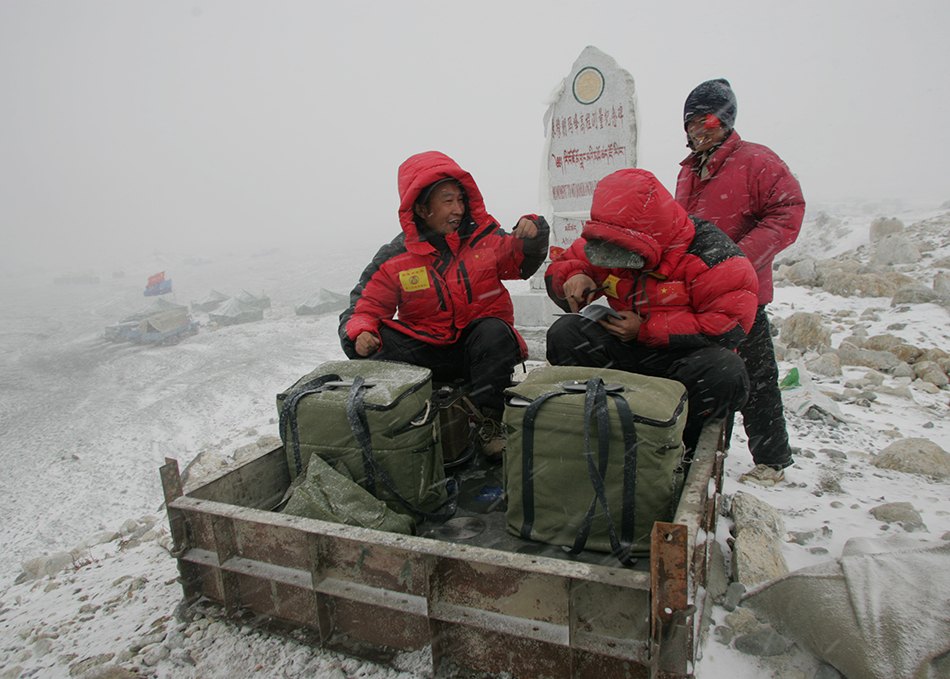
[732, 306, 793, 469]
[371, 317, 521, 414]
[546, 315, 750, 454]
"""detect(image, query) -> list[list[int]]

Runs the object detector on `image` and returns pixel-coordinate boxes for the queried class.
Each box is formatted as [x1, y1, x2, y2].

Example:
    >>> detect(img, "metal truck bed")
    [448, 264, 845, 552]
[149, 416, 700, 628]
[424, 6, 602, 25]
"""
[160, 422, 726, 678]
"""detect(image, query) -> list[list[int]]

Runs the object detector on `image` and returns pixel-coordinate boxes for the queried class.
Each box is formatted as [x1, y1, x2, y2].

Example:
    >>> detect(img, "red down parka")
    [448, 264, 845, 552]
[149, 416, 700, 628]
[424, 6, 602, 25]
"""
[339, 151, 548, 358]
[676, 131, 804, 305]
[545, 168, 758, 350]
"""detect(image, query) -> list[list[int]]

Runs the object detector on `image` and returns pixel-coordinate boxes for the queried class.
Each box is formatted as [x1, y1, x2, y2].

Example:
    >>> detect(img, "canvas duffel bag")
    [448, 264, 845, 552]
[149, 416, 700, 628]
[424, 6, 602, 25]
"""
[277, 359, 450, 520]
[434, 382, 477, 468]
[503, 365, 688, 562]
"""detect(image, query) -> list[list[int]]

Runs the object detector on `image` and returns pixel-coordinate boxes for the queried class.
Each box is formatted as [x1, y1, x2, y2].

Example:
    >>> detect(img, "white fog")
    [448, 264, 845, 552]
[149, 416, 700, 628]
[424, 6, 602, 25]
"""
[1, 2, 949, 679]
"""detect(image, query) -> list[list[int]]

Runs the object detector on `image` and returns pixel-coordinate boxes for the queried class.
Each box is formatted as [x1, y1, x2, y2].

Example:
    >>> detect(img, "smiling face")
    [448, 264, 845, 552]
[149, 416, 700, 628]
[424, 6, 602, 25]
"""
[414, 180, 466, 236]
[687, 114, 729, 153]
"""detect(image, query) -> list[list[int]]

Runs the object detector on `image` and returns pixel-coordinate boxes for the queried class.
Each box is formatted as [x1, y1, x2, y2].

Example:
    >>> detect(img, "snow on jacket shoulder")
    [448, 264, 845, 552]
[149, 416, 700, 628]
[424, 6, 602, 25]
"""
[675, 131, 804, 305]
[545, 168, 758, 349]
[339, 151, 548, 358]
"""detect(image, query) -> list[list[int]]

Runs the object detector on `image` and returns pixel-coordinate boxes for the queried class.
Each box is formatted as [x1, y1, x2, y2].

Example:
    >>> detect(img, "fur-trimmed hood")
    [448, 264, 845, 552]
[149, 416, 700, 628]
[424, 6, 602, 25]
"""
[581, 169, 694, 278]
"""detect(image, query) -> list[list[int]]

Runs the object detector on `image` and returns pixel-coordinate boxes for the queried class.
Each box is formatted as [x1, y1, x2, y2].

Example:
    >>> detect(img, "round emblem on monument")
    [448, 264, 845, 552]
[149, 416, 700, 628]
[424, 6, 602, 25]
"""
[572, 66, 605, 105]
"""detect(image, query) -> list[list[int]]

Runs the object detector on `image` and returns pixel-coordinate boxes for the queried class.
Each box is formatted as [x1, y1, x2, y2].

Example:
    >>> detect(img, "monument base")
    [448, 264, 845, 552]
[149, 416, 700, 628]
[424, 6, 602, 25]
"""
[511, 289, 560, 361]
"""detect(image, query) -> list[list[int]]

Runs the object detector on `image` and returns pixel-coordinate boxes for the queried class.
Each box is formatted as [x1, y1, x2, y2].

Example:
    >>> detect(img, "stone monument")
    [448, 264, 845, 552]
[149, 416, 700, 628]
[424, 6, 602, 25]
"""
[512, 46, 639, 358]
[541, 45, 639, 256]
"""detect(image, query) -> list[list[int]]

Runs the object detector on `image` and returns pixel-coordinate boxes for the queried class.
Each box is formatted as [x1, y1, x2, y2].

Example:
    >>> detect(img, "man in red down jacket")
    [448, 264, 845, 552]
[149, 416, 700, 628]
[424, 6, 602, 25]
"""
[676, 78, 805, 487]
[339, 151, 549, 459]
[545, 168, 758, 456]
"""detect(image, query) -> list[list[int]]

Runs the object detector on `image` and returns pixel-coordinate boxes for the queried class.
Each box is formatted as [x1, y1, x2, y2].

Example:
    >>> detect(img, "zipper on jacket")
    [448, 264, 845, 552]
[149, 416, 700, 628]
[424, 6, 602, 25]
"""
[457, 261, 473, 304]
[431, 269, 448, 312]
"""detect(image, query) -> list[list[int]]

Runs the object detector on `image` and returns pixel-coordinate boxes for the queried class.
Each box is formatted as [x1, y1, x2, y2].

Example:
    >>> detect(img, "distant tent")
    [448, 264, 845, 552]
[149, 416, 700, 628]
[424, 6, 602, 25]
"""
[138, 309, 190, 336]
[192, 289, 230, 312]
[295, 289, 349, 316]
[120, 297, 188, 324]
[209, 298, 264, 327]
[106, 308, 196, 343]
[234, 289, 271, 310]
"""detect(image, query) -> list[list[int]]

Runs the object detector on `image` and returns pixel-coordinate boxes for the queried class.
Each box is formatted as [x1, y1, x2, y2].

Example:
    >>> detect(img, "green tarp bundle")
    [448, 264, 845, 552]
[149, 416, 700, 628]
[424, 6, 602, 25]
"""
[281, 452, 415, 534]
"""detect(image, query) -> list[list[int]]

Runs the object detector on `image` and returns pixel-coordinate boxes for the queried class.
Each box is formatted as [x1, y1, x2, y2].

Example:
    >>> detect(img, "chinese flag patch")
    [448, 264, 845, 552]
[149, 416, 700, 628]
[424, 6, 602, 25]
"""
[654, 281, 688, 305]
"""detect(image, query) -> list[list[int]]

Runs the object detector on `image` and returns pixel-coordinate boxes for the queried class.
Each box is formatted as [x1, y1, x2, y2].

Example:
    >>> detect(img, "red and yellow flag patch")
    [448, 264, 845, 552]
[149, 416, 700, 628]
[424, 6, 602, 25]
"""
[654, 281, 688, 305]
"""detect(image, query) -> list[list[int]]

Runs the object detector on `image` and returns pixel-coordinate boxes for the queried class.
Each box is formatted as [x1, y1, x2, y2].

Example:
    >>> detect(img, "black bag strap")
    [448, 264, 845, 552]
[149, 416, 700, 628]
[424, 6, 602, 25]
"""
[346, 376, 458, 523]
[519, 377, 638, 566]
[278, 373, 342, 476]
[519, 390, 569, 542]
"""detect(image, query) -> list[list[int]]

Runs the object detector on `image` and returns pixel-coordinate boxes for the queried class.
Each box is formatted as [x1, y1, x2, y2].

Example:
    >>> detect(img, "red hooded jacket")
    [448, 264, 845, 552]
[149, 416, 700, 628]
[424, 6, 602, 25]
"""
[339, 151, 548, 358]
[676, 131, 804, 305]
[545, 169, 758, 349]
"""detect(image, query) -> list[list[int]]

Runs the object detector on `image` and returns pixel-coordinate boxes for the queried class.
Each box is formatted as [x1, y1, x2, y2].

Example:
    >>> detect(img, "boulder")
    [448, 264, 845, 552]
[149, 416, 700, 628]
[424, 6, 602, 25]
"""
[914, 360, 949, 387]
[863, 334, 902, 351]
[784, 259, 819, 286]
[732, 492, 787, 538]
[872, 438, 950, 478]
[820, 270, 914, 298]
[733, 626, 789, 657]
[891, 284, 941, 306]
[806, 353, 842, 377]
[892, 362, 916, 378]
[869, 502, 925, 529]
[889, 343, 923, 363]
[733, 524, 790, 587]
[869, 217, 904, 242]
[837, 342, 904, 372]
[919, 347, 949, 362]
[730, 492, 790, 587]
[780, 312, 831, 350]
[871, 234, 920, 266]
[934, 271, 950, 297]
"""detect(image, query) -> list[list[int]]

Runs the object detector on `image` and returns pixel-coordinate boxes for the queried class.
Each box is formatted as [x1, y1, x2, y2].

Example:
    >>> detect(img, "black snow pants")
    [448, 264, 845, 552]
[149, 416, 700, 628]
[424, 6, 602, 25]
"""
[732, 306, 793, 469]
[370, 317, 522, 414]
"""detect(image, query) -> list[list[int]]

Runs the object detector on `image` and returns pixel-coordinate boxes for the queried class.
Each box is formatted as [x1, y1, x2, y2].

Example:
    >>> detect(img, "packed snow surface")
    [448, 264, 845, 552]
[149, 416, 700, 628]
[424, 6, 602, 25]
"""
[1, 204, 949, 678]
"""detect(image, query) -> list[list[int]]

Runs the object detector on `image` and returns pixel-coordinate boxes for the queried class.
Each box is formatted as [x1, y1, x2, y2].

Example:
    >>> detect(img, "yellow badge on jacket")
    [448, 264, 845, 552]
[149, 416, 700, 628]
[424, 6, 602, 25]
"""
[399, 267, 431, 292]
[603, 274, 621, 299]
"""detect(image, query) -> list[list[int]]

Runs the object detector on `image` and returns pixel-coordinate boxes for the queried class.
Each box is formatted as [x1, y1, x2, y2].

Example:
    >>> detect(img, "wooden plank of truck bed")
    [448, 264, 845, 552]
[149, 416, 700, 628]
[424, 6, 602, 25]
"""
[160, 421, 725, 678]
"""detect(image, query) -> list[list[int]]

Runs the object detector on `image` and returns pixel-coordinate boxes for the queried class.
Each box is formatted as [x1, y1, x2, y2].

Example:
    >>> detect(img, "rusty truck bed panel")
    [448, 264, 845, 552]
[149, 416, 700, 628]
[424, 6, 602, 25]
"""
[161, 422, 725, 679]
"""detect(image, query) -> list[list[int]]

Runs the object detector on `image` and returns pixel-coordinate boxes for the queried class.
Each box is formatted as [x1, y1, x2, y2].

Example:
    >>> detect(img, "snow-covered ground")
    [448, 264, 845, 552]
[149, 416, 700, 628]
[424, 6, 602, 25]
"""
[1, 203, 949, 678]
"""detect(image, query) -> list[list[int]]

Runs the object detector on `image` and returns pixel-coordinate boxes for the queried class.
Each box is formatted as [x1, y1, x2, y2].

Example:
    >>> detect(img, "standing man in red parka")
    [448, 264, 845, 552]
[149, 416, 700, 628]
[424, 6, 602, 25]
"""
[339, 151, 549, 459]
[675, 79, 805, 487]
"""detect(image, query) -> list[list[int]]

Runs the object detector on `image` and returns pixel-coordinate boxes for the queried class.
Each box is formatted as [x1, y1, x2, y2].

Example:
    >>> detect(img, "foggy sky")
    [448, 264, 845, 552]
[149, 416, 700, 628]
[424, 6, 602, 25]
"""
[1, 1, 948, 274]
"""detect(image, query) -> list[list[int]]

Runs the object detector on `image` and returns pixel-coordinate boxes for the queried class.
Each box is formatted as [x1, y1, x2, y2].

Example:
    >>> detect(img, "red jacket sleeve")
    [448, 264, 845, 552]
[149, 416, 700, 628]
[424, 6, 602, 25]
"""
[736, 163, 805, 274]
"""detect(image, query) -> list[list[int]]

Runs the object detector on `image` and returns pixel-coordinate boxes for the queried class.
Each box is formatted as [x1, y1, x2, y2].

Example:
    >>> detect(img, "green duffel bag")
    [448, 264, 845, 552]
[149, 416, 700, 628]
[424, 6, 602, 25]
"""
[277, 359, 450, 521]
[503, 366, 688, 562]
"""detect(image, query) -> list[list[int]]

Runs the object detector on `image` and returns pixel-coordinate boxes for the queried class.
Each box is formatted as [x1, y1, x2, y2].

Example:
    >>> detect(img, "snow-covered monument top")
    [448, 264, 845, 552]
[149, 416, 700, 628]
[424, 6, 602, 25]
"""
[540, 46, 639, 257]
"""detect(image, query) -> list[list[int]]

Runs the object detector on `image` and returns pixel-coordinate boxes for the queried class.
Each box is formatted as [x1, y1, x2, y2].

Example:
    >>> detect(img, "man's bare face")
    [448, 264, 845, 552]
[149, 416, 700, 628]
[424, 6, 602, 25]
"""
[687, 115, 729, 153]
[415, 181, 465, 236]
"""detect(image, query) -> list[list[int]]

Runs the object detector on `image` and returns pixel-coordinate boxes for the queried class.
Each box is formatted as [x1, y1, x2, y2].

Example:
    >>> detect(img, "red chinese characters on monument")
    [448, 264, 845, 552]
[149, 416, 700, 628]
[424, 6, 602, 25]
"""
[552, 105, 625, 140]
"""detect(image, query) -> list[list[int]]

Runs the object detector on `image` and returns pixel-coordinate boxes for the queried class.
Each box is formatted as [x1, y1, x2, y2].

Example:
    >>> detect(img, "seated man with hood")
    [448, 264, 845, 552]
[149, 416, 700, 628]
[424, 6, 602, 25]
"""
[544, 168, 757, 455]
[339, 151, 549, 459]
